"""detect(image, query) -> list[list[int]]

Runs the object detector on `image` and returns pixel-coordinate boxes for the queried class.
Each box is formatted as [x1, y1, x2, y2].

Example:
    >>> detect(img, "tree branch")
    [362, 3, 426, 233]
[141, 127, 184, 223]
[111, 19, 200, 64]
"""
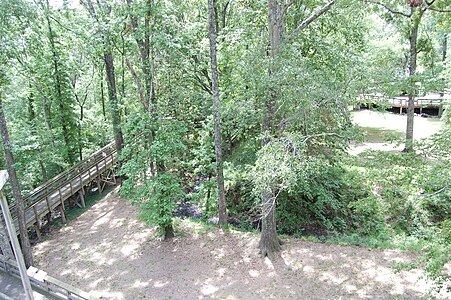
[428, 7, 451, 13]
[125, 59, 149, 111]
[286, 0, 336, 42]
[419, 186, 449, 198]
[366, 1, 412, 17]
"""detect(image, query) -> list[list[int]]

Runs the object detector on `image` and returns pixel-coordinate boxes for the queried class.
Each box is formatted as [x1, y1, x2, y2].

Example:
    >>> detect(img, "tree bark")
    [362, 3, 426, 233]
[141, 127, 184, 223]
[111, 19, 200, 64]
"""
[208, 0, 228, 227]
[164, 223, 174, 240]
[259, 0, 336, 256]
[259, 0, 284, 256]
[439, 33, 447, 118]
[100, 64, 106, 120]
[103, 46, 124, 155]
[259, 194, 281, 257]
[0, 97, 33, 268]
[404, 9, 422, 152]
[45, 0, 75, 164]
[81, 0, 124, 154]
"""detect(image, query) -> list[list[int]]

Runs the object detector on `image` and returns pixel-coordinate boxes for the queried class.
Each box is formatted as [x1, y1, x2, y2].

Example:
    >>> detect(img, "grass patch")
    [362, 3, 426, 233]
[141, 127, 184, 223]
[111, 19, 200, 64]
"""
[359, 126, 404, 143]
[53, 185, 116, 227]
[324, 233, 426, 252]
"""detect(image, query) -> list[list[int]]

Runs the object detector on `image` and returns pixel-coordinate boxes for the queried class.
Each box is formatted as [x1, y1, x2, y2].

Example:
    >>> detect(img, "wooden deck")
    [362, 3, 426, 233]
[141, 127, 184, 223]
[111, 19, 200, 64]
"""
[5, 141, 118, 236]
[359, 93, 446, 113]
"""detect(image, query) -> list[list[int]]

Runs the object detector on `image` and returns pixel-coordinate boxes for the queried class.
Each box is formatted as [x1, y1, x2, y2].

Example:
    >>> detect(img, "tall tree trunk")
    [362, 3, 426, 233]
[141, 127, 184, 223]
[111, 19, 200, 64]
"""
[45, 0, 74, 164]
[439, 33, 447, 118]
[78, 105, 84, 161]
[208, 0, 227, 227]
[404, 9, 422, 152]
[164, 222, 174, 240]
[259, 194, 280, 256]
[0, 97, 33, 268]
[100, 64, 106, 120]
[27, 88, 48, 182]
[127, 0, 157, 176]
[259, 0, 283, 256]
[103, 46, 124, 155]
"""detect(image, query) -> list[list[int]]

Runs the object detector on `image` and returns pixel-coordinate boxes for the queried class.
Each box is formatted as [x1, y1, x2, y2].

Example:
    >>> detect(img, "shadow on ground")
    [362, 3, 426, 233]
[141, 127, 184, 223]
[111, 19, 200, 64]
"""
[32, 187, 441, 300]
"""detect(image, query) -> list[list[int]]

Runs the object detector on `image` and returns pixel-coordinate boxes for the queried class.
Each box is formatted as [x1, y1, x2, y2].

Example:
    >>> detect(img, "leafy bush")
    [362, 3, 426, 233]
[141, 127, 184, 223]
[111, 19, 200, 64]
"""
[139, 173, 184, 234]
[120, 117, 188, 237]
[277, 159, 376, 235]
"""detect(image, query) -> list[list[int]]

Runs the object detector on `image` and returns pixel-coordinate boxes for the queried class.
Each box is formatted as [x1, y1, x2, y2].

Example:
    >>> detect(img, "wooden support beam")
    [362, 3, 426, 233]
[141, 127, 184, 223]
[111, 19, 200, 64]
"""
[97, 176, 102, 194]
[32, 206, 41, 229]
[45, 196, 52, 222]
[58, 205, 66, 224]
[34, 224, 41, 241]
[79, 175, 83, 193]
[58, 188, 65, 210]
[79, 190, 85, 208]
[69, 181, 73, 196]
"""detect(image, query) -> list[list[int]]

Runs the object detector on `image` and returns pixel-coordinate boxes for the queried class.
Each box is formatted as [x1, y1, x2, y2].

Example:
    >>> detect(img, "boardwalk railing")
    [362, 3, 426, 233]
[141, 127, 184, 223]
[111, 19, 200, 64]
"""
[5, 141, 118, 234]
[359, 94, 444, 111]
[0, 258, 97, 300]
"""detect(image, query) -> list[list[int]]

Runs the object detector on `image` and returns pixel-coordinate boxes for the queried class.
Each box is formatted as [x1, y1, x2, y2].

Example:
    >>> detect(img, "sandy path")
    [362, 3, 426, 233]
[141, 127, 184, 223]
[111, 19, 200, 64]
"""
[33, 188, 441, 300]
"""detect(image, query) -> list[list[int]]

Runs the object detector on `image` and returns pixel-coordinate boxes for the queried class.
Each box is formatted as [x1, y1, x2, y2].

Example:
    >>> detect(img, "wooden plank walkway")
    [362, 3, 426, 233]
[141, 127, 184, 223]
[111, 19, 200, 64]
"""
[359, 93, 447, 111]
[5, 141, 118, 235]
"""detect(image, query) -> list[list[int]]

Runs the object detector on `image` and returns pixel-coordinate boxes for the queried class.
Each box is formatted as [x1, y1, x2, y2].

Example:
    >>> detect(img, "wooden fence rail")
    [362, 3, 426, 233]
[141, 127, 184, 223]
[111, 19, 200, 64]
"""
[0, 258, 97, 300]
[2, 140, 117, 235]
[359, 94, 443, 112]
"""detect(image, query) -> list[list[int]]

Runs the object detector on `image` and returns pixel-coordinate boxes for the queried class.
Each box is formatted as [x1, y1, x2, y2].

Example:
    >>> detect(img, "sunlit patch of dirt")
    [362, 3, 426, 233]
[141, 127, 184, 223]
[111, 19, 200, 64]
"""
[33, 187, 448, 299]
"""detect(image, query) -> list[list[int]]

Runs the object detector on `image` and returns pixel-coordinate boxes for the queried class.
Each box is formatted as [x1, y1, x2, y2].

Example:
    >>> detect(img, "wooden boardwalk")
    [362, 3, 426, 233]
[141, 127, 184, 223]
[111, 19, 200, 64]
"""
[359, 93, 447, 114]
[7, 141, 118, 236]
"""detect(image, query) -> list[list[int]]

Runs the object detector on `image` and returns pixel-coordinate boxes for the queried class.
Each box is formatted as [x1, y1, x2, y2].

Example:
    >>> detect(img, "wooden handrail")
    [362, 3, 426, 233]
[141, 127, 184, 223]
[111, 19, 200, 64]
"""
[0, 259, 98, 300]
[6, 141, 116, 219]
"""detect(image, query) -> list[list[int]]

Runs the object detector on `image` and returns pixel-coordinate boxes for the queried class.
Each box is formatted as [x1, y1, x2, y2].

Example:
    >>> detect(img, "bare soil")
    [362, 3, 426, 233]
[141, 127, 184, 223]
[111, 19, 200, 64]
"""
[31, 187, 449, 300]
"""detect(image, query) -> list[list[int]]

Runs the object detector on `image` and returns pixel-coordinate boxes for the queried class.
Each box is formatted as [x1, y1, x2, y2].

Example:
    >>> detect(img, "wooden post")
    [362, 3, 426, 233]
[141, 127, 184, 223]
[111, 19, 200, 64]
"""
[79, 191, 85, 208]
[34, 224, 41, 241]
[58, 205, 66, 224]
[0, 171, 34, 300]
[69, 181, 73, 197]
[32, 206, 41, 241]
[58, 188, 64, 211]
[399, 106, 402, 114]
[32, 206, 41, 229]
[95, 161, 102, 194]
[45, 196, 52, 223]
[79, 175, 83, 194]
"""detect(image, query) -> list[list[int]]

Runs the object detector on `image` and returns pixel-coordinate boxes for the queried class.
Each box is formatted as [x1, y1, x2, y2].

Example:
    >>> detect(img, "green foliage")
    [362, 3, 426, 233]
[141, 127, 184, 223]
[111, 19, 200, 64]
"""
[121, 117, 188, 235]
[138, 173, 184, 233]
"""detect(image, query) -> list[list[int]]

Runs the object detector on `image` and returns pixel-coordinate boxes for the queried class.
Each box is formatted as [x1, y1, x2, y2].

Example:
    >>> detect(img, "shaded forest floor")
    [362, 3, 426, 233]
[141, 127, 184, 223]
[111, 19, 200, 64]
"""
[32, 187, 447, 300]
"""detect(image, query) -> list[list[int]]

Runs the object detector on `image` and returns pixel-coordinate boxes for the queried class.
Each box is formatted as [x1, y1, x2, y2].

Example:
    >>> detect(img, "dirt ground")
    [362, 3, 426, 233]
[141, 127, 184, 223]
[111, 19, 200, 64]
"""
[32, 187, 449, 300]
[349, 110, 443, 155]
